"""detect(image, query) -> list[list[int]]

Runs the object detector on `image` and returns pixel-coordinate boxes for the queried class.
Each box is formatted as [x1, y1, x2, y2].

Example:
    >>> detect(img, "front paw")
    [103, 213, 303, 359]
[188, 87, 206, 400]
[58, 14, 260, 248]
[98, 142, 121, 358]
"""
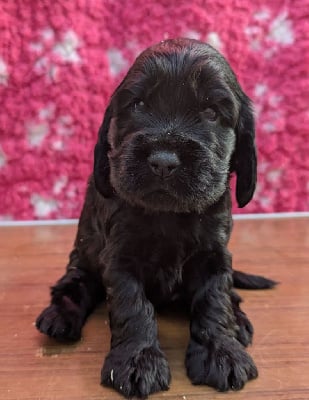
[235, 310, 254, 347]
[186, 337, 258, 391]
[101, 344, 171, 398]
[36, 297, 83, 341]
[231, 291, 254, 347]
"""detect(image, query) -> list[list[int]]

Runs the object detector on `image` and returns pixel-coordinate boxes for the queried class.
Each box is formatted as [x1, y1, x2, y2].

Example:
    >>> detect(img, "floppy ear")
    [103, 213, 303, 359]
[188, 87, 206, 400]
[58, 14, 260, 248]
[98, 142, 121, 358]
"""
[233, 97, 257, 208]
[93, 105, 114, 197]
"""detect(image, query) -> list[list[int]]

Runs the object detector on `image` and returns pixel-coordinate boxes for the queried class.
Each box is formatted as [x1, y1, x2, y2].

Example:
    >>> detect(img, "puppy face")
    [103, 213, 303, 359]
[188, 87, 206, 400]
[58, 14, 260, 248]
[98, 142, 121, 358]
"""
[94, 39, 256, 212]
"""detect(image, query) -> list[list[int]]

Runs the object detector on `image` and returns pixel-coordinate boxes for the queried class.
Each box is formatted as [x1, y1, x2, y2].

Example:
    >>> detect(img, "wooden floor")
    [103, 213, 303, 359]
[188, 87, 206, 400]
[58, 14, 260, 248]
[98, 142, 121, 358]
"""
[0, 217, 308, 400]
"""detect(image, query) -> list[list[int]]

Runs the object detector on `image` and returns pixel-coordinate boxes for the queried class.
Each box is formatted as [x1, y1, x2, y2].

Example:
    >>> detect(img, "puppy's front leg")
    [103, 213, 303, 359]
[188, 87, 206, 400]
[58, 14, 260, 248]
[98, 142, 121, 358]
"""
[184, 249, 257, 391]
[101, 270, 170, 398]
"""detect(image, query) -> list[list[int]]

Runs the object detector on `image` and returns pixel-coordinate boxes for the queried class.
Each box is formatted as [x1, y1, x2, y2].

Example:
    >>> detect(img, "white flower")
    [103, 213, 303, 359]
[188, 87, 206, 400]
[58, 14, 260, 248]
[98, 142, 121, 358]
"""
[0, 58, 8, 85]
[206, 32, 223, 50]
[53, 30, 81, 63]
[268, 11, 294, 45]
[107, 48, 128, 76]
[27, 121, 49, 146]
[0, 146, 7, 168]
[31, 194, 58, 218]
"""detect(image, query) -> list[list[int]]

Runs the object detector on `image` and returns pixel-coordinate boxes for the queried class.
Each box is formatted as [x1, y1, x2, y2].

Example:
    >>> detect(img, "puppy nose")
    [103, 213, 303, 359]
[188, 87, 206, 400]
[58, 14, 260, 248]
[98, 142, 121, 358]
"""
[148, 151, 180, 178]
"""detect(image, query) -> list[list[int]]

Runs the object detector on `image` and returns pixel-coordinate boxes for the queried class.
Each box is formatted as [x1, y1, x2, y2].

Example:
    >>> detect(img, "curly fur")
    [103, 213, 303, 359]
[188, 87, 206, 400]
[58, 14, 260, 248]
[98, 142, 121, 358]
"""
[36, 38, 276, 398]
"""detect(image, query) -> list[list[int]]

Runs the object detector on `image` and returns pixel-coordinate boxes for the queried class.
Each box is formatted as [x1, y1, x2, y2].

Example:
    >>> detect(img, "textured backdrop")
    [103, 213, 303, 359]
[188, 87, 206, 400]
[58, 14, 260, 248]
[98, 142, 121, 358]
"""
[0, 0, 308, 220]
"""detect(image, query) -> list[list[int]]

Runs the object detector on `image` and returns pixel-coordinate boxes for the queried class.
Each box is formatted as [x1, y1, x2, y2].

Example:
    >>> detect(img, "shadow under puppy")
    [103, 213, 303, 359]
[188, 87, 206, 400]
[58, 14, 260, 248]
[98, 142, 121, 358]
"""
[36, 38, 276, 398]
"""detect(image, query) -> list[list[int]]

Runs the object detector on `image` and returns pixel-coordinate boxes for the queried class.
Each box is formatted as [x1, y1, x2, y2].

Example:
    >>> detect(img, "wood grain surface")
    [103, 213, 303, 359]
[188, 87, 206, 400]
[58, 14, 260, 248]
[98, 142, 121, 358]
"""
[0, 217, 308, 400]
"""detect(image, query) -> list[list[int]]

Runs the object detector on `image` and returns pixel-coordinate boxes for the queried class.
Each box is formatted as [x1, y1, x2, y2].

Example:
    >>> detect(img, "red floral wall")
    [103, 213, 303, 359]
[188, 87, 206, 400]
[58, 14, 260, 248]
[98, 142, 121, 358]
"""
[0, 0, 308, 220]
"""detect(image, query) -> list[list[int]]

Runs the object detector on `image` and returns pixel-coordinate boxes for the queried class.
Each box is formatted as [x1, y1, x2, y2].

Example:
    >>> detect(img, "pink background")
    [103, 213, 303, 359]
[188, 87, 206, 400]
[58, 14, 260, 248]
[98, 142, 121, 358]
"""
[0, 0, 308, 220]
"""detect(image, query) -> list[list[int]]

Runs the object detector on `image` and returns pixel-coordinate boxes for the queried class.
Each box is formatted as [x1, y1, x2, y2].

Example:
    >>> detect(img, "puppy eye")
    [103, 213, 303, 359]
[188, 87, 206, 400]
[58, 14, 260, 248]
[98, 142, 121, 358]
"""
[203, 107, 218, 121]
[133, 99, 145, 110]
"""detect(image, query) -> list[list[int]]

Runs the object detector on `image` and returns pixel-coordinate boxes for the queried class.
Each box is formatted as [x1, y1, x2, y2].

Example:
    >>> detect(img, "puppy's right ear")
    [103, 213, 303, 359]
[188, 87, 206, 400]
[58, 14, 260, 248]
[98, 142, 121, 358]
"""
[93, 105, 114, 197]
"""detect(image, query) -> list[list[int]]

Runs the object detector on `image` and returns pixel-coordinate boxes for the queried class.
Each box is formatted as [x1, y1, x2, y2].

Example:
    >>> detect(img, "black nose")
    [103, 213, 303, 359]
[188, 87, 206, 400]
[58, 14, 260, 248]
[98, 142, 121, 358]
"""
[148, 151, 180, 178]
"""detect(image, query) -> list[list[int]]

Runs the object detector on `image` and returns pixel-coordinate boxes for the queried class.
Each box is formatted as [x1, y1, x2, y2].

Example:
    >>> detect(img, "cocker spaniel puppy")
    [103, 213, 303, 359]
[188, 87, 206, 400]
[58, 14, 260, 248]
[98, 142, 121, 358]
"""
[36, 38, 275, 398]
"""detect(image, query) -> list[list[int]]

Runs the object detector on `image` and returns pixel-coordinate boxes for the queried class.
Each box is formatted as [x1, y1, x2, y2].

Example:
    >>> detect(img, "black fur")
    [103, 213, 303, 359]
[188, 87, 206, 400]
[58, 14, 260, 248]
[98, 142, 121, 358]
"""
[36, 38, 275, 398]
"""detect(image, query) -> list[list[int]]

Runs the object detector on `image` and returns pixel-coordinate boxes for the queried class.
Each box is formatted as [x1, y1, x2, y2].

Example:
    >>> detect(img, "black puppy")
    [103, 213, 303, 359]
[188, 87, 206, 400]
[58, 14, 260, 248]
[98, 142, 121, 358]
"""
[36, 38, 275, 398]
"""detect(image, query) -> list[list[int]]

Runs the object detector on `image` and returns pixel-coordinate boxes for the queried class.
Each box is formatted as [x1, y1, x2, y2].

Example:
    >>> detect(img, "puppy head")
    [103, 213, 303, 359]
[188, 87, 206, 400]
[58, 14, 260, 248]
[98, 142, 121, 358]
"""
[94, 38, 256, 212]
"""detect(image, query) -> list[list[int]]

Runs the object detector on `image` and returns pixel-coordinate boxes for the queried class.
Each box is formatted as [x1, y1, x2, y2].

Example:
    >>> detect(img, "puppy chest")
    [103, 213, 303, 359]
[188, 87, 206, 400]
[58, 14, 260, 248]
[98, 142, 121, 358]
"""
[140, 241, 187, 305]
[144, 266, 183, 306]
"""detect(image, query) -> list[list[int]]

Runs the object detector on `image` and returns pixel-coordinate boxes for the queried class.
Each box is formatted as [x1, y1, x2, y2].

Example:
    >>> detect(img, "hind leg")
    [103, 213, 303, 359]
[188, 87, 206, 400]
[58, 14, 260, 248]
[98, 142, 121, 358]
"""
[231, 290, 254, 347]
[36, 250, 105, 341]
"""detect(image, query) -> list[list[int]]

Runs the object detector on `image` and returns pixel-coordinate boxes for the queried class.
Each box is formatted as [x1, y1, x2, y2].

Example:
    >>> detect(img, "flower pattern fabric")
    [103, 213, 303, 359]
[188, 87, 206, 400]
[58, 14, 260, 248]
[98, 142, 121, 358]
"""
[0, 0, 308, 220]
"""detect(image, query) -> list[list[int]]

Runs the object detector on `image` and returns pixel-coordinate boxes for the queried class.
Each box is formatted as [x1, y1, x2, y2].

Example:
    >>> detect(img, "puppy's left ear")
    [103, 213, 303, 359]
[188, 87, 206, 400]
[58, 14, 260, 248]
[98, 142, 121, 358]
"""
[233, 97, 257, 208]
[93, 105, 114, 197]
